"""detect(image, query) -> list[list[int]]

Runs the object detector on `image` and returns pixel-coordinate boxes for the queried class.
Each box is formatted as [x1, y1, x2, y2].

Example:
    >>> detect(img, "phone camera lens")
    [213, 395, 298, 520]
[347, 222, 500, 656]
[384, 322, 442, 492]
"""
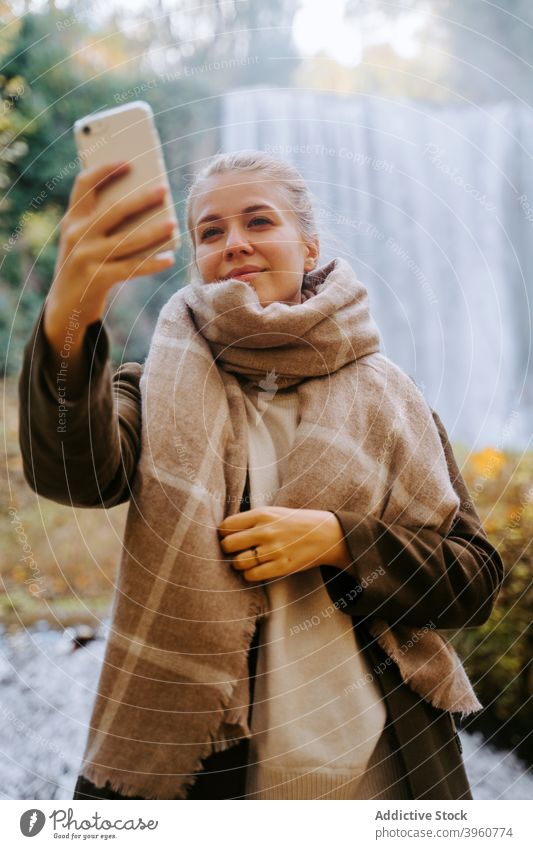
[82, 125, 91, 135]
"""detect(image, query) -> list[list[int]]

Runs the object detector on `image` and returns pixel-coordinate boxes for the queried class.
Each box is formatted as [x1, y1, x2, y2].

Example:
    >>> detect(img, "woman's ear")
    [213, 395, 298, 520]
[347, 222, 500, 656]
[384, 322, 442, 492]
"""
[304, 237, 320, 271]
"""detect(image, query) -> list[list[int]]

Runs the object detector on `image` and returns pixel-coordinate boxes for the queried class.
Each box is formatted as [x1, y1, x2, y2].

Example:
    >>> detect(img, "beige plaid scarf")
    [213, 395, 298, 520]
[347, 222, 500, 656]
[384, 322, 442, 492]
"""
[79, 257, 481, 800]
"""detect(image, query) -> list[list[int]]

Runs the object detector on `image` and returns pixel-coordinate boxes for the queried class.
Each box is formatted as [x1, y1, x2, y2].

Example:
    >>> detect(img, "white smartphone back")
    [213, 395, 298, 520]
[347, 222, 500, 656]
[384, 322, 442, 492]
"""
[73, 100, 180, 257]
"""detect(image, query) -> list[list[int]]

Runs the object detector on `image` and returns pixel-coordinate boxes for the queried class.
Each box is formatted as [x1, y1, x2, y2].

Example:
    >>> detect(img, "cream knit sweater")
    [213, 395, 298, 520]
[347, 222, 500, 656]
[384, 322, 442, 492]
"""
[240, 384, 389, 800]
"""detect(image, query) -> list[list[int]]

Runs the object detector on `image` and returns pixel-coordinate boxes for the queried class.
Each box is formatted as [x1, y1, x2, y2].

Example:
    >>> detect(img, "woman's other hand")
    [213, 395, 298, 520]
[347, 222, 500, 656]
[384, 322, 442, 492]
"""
[218, 506, 352, 581]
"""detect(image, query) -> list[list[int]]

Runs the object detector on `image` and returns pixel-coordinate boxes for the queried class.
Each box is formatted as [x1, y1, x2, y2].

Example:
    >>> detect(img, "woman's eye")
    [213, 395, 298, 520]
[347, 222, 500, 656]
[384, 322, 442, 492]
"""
[200, 226, 222, 240]
[199, 217, 272, 241]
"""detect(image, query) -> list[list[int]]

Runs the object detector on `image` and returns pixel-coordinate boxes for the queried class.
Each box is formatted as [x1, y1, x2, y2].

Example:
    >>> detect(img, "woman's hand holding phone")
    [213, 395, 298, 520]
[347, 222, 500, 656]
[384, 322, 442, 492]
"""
[43, 160, 177, 396]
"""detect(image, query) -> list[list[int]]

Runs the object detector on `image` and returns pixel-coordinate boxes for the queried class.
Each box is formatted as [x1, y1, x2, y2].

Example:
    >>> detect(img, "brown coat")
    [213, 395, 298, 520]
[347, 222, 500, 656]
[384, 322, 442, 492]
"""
[18, 304, 504, 799]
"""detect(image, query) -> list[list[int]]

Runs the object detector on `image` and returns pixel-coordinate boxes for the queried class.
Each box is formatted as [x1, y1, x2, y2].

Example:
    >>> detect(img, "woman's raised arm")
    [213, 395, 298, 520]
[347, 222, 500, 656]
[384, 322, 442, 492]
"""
[18, 160, 176, 509]
[18, 304, 142, 508]
[320, 410, 504, 631]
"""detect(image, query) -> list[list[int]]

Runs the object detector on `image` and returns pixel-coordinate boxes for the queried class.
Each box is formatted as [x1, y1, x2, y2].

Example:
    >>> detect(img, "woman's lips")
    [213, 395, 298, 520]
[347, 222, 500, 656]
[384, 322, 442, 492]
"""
[233, 270, 264, 280]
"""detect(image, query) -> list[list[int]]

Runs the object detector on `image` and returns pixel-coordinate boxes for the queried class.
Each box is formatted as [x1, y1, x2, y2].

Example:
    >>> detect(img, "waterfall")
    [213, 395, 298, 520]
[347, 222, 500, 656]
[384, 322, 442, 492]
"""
[221, 87, 532, 450]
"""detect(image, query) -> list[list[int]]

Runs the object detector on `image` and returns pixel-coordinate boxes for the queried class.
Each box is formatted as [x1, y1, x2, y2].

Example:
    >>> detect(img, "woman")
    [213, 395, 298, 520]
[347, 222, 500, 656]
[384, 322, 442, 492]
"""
[18, 150, 503, 800]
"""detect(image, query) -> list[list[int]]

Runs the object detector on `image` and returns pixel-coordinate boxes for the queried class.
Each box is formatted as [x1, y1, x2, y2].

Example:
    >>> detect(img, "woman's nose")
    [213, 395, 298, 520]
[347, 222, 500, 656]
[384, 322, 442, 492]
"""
[223, 226, 253, 258]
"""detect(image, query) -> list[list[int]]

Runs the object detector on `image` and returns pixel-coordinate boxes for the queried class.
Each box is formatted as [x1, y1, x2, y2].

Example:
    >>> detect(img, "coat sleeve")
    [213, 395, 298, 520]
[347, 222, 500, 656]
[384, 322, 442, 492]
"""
[320, 410, 504, 630]
[18, 302, 142, 509]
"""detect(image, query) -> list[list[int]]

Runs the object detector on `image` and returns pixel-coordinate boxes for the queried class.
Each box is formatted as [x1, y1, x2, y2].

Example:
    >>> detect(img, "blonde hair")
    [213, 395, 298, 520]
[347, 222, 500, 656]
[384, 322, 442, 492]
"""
[184, 149, 320, 280]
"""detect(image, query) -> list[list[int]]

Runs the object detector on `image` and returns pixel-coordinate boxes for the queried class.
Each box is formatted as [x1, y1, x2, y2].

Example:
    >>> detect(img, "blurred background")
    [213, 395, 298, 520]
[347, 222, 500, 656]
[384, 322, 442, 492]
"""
[1, 0, 532, 798]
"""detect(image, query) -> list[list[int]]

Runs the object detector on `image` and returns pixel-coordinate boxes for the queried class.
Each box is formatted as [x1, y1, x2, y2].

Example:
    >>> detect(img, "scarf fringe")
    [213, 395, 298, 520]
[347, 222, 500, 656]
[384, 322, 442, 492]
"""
[368, 621, 483, 718]
[80, 592, 267, 800]
[77, 763, 186, 802]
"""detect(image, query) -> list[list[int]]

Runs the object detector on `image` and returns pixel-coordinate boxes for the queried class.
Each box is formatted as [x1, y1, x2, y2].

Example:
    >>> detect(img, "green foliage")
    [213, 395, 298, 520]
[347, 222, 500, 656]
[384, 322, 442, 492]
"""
[0, 287, 44, 376]
[451, 448, 533, 764]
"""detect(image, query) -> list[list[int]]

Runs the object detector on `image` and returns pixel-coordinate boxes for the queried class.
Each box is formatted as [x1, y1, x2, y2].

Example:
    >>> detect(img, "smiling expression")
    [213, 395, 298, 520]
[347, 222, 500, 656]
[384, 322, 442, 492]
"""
[190, 170, 319, 307]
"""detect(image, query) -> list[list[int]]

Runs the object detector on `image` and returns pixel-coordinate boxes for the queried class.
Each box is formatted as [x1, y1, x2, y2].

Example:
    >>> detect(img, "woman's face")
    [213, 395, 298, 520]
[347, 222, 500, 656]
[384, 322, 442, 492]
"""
[191, 170, 319, 307]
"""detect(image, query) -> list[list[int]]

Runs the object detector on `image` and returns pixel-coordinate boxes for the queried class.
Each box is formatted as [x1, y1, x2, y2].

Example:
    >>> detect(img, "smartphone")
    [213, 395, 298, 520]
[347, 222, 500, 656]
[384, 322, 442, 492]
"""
[73, 100, 180, 258]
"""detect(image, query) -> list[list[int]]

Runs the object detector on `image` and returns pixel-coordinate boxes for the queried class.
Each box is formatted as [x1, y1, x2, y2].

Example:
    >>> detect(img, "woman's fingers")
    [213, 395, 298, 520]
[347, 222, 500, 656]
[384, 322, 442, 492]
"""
[68, 161, 130, 218]
[220, 528, 266, 554]
[49, 163, 175, 331]
[231, 549, 261, 570]
[96, 249, 175, 286]
[90, 183, 169, 236]
[98, 217, 178, 262]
